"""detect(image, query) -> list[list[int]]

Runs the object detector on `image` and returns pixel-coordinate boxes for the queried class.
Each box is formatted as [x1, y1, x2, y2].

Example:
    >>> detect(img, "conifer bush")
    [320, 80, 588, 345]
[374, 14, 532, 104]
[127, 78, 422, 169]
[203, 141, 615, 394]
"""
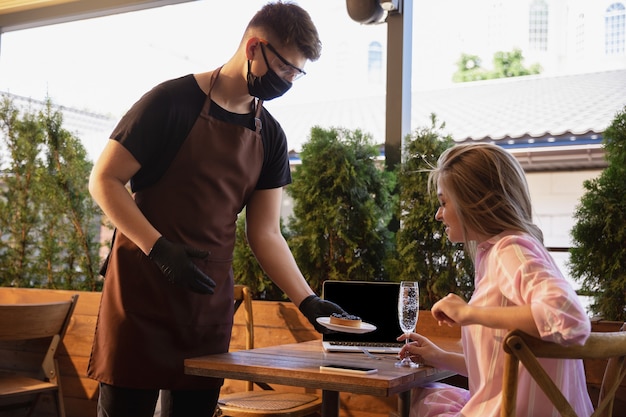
[390, 115, 473, 309]
[569, 105, 626, 321]
[285, 126, 396, 294]
[0, 95, 102, 290]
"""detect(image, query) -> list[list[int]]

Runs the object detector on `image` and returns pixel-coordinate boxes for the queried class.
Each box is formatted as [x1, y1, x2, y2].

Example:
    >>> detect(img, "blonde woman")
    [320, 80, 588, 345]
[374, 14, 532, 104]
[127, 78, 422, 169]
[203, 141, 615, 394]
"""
[399, 143, 592, 417]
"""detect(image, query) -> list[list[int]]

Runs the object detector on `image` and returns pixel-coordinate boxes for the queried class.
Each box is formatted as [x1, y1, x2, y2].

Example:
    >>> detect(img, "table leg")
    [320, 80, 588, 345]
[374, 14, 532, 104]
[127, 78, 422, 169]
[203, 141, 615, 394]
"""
[321, 390, 340, 417]
[398, 390, 411, 417]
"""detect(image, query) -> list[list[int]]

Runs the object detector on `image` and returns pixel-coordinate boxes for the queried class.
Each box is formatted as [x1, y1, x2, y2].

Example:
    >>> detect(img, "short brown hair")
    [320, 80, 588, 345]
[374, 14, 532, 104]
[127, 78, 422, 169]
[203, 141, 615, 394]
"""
[246, 1, 322, 61]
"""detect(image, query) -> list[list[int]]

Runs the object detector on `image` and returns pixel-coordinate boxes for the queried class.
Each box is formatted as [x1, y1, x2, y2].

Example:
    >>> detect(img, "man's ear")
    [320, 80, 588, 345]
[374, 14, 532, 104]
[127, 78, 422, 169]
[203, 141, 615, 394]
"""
[245, 37, 262, 60]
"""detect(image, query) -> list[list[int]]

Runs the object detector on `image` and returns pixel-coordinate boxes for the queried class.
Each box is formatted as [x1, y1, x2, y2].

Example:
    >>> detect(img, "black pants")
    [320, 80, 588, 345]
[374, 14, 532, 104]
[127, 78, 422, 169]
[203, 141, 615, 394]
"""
[97, 383, 220, 417]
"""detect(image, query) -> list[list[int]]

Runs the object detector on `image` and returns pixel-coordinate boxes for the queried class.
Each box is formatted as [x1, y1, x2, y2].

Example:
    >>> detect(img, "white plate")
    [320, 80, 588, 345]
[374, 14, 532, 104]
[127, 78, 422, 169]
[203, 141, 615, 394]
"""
[316, 317, 377, 334]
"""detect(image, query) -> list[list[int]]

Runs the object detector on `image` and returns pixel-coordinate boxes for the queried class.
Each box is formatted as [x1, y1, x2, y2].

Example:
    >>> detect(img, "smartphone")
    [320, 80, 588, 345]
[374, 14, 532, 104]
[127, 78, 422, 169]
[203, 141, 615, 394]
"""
[319, 364, 378, 375]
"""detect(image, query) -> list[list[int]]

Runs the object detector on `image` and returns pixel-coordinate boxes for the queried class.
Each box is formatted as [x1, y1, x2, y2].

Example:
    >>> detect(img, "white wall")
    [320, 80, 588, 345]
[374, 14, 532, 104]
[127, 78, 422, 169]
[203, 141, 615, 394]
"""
[527, 169, 602, 313]
[528, 170, 601, 248]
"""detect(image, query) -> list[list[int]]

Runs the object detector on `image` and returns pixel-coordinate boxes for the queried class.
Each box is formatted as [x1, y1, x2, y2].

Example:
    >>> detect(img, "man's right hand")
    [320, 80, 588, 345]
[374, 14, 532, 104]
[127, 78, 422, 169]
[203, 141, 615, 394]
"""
[299, 294, 347, 333]
[148, 237, 216, 295]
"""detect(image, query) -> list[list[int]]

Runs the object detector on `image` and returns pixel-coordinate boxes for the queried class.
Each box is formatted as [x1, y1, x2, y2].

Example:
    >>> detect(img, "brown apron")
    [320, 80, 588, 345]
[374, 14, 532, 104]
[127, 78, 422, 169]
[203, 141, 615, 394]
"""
[88, 68, 264, 390]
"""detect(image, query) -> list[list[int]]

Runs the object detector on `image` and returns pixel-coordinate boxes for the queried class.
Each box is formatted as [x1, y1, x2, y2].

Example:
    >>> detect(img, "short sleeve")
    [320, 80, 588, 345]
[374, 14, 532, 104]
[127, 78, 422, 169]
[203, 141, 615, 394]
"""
[109, 75, 205, 191]
[256, 108, 292, 190]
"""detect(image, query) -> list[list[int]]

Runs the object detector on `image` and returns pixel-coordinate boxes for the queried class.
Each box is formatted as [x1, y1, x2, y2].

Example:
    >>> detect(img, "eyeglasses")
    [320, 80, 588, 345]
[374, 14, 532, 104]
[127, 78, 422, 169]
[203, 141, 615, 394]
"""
[260, 41, 306, 82]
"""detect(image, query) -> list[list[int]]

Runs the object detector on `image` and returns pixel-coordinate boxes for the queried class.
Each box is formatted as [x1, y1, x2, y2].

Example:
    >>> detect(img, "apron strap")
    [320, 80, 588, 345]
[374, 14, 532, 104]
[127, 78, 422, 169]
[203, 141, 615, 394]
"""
[253, 99, 263, 133]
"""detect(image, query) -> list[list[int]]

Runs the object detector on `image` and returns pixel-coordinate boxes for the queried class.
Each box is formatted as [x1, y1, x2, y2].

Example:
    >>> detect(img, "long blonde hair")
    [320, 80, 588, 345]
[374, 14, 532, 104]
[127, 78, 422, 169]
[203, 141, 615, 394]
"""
[428, 143, 543, 252]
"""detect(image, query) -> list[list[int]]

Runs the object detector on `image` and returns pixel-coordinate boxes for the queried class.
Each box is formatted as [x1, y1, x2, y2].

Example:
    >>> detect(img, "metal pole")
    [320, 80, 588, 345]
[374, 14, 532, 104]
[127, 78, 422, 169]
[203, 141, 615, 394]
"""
[384, 0, 412, 173]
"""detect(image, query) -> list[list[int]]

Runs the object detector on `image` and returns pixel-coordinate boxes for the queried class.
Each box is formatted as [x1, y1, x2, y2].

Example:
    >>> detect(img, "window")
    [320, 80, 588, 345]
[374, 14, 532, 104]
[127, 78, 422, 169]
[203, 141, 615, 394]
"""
[367, 41, 383, 84]
[605, 2, 626, 55]
[529, 0, 549, 51]
[575, 13, 585, 55]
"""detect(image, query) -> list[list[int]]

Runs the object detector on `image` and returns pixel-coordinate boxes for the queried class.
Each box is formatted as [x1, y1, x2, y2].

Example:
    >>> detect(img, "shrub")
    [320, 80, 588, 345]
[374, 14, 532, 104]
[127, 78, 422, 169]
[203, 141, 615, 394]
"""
[569, 105, 626, 320]
[390, 115, 474, 308]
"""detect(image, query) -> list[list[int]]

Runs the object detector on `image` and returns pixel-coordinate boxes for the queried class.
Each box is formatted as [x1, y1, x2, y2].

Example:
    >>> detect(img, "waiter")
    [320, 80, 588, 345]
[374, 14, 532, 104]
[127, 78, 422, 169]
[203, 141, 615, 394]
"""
[87, 2, 346, 416]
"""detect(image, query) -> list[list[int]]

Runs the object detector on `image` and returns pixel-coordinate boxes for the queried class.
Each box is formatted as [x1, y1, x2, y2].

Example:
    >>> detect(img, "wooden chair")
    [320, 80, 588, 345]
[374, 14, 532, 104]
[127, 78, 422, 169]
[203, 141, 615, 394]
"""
[216, 285, 322, 417]
[0, 294, 79, 417]
[501, 325, 626, 417]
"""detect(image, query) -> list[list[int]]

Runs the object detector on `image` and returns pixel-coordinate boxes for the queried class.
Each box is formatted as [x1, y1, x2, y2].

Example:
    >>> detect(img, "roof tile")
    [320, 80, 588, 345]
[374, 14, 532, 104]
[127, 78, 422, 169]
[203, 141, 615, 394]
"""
[268, 69, 626, 149]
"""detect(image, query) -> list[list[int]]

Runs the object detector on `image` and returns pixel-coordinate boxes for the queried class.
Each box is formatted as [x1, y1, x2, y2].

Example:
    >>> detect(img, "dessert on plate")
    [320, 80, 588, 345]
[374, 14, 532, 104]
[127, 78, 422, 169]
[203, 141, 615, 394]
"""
[329, 312, 362, 328]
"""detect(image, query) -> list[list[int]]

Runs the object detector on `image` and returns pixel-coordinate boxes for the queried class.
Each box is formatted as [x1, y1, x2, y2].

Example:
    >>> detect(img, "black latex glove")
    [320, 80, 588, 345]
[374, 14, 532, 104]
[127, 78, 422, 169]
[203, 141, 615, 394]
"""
[148, 237, 216, 295]
[299, 294, 347, 333]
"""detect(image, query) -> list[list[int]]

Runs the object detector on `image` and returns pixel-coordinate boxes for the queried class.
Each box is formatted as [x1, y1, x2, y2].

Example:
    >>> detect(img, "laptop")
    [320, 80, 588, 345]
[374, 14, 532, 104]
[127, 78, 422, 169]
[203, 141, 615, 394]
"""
[321, 280, 403, 354]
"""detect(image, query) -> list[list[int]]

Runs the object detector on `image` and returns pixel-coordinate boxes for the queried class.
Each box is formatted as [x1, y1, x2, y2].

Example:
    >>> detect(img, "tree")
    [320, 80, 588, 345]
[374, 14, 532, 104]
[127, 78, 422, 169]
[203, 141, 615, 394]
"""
[285, 126, 396, 294]
[453, 48, 541, 83]
[569, 105, 626, 321]
[389, 115, 474, 309]
[491, 49, 542, 79]
[0, 95, 103, 290]
[0, 99, 43, 285]
[452, 53, 489, 82]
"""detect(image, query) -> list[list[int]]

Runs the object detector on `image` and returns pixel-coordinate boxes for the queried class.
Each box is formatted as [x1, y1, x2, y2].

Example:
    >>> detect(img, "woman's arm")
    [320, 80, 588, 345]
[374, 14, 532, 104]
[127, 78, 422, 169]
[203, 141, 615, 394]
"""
[431, 293, 540, 338]
[398, 332, 468, 376]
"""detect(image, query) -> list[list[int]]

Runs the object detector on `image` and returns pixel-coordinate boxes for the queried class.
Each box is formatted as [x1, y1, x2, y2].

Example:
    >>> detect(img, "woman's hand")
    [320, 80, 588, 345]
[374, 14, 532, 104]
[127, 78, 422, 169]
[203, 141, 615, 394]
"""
[431, 293, 471, 327]
[397, 332, 467, 375]
[397, 332, 446, 368]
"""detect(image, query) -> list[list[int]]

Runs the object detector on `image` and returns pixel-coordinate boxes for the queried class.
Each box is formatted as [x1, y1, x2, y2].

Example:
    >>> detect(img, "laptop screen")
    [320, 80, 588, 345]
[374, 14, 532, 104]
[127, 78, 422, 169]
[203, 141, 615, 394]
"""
[321, 280, 402, 347]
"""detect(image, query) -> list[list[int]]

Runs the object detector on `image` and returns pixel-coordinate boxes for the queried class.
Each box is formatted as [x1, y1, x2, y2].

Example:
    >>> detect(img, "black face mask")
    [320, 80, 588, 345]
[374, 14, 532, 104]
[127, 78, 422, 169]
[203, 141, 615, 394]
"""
[247, 44, 292, 100]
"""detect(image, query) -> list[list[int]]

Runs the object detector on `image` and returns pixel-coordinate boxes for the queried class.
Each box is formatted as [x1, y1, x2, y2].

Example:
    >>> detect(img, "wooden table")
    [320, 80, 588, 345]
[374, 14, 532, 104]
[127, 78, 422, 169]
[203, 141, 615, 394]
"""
[185, 339, 461, 417]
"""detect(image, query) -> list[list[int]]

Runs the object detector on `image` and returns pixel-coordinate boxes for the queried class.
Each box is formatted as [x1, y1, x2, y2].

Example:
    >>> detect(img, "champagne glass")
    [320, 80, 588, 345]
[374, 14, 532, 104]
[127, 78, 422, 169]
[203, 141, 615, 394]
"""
[395, 281, 420, 368]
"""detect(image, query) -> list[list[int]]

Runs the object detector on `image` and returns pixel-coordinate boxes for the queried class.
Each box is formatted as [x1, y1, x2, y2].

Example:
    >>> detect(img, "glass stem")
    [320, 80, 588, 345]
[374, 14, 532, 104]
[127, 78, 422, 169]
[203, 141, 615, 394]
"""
[404, 333, 410, 359]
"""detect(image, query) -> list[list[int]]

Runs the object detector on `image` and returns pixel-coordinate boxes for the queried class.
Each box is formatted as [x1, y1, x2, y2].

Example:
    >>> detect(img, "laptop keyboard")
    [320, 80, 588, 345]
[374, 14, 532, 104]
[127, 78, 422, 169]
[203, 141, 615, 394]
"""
[328, 341, 402, 348]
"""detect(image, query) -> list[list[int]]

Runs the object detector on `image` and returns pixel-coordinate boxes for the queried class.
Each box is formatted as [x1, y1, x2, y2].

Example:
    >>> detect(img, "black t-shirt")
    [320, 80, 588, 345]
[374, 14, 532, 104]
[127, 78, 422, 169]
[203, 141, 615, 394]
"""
[110, 74, 292, 192]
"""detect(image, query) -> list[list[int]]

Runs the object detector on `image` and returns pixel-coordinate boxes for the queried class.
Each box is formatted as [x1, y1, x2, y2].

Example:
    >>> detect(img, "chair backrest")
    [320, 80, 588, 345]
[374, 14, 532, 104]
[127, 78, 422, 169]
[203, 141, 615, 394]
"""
[501, 325, 626, 417]
[0, 295, 78, 381]
[233, 285, 254, 390]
